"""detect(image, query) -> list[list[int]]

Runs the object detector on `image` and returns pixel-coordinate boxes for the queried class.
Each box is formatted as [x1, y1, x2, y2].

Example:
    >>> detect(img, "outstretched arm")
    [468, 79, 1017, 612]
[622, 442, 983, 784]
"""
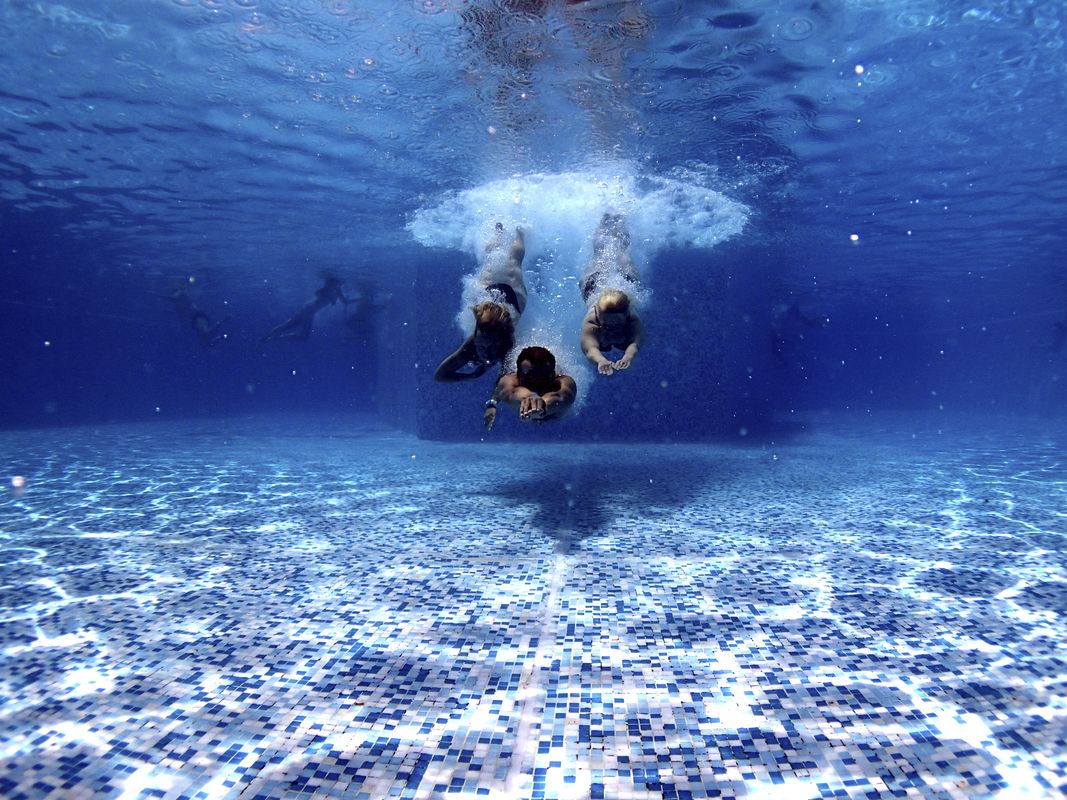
[434, 337, 486, 382]
[540, 376, 576, 419]
[497, 373, 543, 422]
[580, 309, 615, 375]
[484, 379, 502, 430]
[498, 374, 576, 421]
[614, 312, 644, 370]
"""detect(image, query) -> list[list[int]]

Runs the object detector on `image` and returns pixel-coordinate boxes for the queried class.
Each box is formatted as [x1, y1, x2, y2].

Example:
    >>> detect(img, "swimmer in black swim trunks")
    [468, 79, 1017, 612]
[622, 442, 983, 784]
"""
[434, 223, 528, 382]
[151, 284, 229, 348]
[261, 274, 350, 343]
[579, 213, 644, 376]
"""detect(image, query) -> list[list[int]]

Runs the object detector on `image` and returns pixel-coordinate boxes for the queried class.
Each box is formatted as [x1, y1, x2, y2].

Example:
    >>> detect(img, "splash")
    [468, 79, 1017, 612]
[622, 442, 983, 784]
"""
[408, 162, 748, 265]
[409, 162, 748, 409]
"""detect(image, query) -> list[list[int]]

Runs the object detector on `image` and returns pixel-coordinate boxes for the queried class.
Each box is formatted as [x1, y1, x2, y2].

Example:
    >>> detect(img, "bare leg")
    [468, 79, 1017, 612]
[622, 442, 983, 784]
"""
[479, 223, 528, 314]
[262, 311, 312, 343]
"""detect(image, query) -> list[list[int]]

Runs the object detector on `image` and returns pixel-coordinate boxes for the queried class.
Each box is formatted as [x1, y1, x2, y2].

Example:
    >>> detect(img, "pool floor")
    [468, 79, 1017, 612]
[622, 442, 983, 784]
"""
[0, 415, 1064, 799]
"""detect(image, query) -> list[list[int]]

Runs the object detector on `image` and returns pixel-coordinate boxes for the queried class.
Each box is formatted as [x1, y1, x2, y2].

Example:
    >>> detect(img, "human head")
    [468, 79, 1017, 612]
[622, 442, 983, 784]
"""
[471, 302, 514, 364]
[516, 346, 557, 389]
[596, 289, 630, 315]
[317, 275, 343, 301]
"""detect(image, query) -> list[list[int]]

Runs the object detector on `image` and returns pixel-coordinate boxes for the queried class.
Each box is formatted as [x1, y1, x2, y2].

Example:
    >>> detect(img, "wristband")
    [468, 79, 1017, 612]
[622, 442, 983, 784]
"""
[484, 399, 497, 408]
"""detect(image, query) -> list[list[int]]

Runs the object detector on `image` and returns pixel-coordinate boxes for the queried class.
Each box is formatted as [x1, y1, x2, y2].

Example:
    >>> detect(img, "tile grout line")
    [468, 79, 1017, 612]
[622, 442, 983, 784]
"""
[504, 543, 570, 798]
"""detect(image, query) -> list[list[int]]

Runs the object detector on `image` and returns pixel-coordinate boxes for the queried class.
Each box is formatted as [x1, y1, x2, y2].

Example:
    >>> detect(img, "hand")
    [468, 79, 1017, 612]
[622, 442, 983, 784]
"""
[614, 353, 633, 370]
[519, 395, 546, 421]
[597, 361, 615, 376]
[483, 406, 497, 431]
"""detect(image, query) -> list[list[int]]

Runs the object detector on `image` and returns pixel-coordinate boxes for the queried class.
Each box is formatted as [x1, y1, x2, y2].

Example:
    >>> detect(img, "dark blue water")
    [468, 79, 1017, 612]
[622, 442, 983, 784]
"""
[1, 4, 1066, 799]
[1, 0, 1064, 433]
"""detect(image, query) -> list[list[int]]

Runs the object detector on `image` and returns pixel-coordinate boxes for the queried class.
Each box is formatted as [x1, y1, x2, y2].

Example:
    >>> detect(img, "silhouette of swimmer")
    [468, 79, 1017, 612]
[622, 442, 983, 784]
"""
[261, 275, 350, 343]
[343, 283, 391, 343]
[435, 223, 528, 382]
[487, 345, 576, 428]
[151, 286, 229, 347]
[771, 300, 828, 366]
[579, 213, 644, 376]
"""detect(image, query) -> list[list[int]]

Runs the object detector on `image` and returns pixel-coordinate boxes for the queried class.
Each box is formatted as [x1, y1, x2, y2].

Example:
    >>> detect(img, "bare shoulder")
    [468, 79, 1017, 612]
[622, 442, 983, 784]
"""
[495, 372, 520, 393]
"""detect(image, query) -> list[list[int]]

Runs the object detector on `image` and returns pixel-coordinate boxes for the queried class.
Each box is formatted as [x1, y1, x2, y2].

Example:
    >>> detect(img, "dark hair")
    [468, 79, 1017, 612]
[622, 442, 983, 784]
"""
[517, 346, 555, 372]
[316, 276, 343, 300]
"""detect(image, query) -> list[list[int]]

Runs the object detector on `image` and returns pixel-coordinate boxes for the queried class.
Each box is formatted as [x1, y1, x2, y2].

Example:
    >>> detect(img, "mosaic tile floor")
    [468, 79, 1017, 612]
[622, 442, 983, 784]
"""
[0, 414, 1064, 799]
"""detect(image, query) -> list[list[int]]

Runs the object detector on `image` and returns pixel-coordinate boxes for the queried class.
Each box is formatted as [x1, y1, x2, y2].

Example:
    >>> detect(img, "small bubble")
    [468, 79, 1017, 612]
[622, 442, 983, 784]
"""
[854, 64, 865, 74]
[849, 233, 860, 242]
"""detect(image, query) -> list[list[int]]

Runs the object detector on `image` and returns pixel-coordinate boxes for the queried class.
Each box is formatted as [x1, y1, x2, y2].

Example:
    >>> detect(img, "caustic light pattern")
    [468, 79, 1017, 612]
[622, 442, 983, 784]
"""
[0, 420, 1064, 799]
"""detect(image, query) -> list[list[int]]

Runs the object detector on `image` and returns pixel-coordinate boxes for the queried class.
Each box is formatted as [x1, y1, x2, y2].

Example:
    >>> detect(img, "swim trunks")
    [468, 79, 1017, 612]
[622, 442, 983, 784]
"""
[581, 271, 637, 304]
[486, 282, 521, 312]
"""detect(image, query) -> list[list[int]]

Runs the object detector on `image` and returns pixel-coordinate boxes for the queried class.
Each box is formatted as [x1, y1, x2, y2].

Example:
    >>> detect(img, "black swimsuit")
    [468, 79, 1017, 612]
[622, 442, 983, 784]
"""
[485, 282, 521, 312]
[581, 272, 637, 305]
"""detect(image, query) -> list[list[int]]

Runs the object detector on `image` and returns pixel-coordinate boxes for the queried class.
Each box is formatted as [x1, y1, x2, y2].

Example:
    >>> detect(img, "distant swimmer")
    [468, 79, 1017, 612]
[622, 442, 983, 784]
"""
[488, 346, 576, 425]
[434, 223, 528, 382]
[343, 282, 391, 343]
[152, 285, 229, 348]
[579, 213, 644, 376]
[261, 274, 349, 343]
[771, 300, 828, 366]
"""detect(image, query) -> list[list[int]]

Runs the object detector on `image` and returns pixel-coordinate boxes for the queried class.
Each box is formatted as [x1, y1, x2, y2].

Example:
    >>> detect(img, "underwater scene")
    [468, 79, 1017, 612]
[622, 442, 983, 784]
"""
[0, 1, 1065, 798]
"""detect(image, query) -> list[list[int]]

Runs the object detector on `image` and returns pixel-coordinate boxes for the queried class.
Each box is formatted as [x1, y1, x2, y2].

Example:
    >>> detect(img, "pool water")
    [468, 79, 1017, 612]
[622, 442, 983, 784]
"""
[1, 415, 1063, 799]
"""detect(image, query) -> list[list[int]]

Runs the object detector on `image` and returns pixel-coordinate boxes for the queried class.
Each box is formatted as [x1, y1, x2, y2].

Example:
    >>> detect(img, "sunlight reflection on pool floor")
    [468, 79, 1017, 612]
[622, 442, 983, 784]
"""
[0, 416, 1063, 799]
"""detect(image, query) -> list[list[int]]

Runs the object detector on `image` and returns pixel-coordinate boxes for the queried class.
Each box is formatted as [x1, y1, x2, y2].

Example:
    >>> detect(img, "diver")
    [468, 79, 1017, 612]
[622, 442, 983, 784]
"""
[343, 282, 391, 344]
[771, 299, 829, 366]
[488, 345, 576, 426]
[151, 284, 229, 348]
[434, 223, 528, 382]
[579, 213, 644, 376]
[261, 274, 350, 343]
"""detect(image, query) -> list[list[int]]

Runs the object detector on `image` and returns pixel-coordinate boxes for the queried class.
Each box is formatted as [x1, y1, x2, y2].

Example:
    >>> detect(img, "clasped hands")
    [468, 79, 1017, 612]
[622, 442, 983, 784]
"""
[597, 354, 633, 376]
[519, 395, 548, 422]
